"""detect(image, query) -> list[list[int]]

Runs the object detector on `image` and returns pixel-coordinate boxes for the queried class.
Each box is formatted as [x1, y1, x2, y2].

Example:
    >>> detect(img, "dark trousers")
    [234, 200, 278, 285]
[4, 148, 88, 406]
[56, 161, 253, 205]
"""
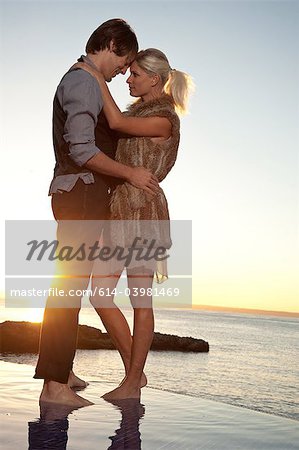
[34, 178, 110, 383]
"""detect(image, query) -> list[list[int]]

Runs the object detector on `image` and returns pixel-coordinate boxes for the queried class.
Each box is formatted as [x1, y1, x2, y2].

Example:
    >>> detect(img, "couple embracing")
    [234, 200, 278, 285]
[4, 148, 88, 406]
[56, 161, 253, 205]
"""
[34, 18, 193, 407]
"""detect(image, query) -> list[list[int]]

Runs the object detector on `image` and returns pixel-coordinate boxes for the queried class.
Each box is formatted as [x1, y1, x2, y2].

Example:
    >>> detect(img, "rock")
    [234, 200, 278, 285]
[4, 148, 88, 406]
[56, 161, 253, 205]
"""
[0, 321, 209, 353]
[152, 332, 209, 352]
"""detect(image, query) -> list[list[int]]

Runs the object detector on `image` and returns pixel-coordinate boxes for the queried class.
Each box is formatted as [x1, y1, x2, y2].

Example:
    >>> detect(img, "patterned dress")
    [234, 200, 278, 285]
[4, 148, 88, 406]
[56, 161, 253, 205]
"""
[108, 95, 180, 282]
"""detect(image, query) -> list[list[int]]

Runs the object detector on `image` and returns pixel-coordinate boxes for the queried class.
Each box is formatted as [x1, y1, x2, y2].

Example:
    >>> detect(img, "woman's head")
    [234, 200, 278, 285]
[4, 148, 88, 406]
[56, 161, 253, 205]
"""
[127, 48, 194, 114]
[135, 49, 171, 85]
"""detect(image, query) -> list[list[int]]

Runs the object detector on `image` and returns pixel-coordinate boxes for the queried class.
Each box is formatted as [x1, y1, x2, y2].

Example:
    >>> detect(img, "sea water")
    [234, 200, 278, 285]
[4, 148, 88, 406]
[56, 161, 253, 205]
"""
[1, 305, 298, 421]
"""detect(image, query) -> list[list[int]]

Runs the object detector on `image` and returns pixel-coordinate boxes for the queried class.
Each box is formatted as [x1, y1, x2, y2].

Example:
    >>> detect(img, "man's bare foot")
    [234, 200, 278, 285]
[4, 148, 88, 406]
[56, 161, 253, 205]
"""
[119, 372, 147, 389]
[40, 380, 93, 407]
[40, 401, 81, 422]
[140, 372, 147, 388]
[102, 382, 141, 400]
[67, 370, 89, 388]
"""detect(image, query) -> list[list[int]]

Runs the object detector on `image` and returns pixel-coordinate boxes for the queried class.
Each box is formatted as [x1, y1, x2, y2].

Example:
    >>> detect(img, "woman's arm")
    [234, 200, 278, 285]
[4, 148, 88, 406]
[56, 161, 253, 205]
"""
[73, 62, 171, 138]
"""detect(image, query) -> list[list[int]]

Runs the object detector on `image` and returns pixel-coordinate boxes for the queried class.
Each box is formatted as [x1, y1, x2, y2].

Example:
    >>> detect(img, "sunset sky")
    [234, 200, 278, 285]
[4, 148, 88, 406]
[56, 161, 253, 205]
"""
[1, 1, 298, 313]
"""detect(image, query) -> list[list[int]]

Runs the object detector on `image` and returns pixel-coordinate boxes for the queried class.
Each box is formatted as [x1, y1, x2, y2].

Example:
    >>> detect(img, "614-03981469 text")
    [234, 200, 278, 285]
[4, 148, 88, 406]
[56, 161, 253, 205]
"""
[9, 286, 181, 298]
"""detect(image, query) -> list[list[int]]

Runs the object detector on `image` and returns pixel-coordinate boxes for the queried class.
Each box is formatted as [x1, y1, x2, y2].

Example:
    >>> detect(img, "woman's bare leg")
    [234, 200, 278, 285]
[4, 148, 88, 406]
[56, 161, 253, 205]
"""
[90, 272, 147, 388]
[102, 269, 154, 400]
[94, 305, 147, 387]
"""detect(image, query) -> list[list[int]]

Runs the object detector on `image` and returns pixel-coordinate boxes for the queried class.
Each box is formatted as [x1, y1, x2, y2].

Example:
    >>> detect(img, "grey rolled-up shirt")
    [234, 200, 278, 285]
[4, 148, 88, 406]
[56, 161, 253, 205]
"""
[49, 55, 104, 194]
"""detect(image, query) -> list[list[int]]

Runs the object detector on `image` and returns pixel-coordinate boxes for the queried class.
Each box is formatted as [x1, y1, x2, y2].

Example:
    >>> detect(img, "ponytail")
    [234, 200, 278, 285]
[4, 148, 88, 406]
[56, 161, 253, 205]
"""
[164, 69, 195, 115]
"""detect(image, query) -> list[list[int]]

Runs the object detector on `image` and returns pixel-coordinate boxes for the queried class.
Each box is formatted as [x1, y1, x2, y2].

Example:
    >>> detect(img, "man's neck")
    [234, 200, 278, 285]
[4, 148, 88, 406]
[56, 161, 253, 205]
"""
[86, 52, 104, 71]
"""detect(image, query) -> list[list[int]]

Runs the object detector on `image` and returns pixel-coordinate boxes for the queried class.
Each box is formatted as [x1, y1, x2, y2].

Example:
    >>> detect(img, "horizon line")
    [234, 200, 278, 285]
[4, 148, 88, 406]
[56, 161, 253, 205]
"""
[192, 304, 299, 318]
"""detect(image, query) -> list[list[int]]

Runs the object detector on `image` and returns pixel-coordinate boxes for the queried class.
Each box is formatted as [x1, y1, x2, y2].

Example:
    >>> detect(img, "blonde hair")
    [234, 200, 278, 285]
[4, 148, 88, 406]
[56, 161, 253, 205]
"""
[135, 48, 194, 115]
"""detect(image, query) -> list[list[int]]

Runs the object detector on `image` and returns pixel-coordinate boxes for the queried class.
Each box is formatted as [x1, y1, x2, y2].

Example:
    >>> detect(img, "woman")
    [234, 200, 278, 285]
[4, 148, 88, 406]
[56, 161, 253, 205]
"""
[75, 48, 193, 400]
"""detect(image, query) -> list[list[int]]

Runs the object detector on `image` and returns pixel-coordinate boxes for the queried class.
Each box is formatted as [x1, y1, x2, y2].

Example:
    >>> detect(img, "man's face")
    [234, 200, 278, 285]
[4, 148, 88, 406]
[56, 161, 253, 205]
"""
[100, 41, 135, 81]
[104, 52, 134, 82]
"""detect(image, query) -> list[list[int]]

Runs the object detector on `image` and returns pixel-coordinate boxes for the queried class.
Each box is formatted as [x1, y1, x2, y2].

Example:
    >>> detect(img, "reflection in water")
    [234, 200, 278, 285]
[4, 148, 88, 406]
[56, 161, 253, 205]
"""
[107, 398, 145, 450]
[28, 398, 145, 450]
[28, 402, 78, 450]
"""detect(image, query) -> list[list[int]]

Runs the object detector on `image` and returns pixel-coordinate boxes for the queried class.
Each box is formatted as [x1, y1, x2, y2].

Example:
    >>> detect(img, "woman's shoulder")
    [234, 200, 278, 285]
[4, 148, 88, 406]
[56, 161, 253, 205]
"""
[127, 95, 176, 114]
[128, 96, 179, 130]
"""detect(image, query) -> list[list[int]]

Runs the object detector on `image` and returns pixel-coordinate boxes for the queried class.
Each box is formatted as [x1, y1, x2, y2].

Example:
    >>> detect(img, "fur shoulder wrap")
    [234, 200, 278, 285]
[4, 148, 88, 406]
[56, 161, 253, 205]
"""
[110, 95, 180, 220]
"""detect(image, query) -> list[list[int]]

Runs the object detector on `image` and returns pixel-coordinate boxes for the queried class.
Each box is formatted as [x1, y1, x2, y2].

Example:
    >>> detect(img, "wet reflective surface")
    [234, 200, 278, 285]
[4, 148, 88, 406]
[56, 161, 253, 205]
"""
[28, 398, 145, 450]
[1, 362, 299, 450]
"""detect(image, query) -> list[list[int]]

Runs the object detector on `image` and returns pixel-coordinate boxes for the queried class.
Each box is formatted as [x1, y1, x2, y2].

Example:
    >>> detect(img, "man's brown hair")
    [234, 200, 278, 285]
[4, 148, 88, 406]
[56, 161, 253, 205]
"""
[86, 18, 138, 57]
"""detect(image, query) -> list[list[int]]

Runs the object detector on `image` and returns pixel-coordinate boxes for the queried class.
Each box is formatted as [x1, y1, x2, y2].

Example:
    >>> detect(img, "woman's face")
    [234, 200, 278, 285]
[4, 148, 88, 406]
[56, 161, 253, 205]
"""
[126, 61, 155, 97]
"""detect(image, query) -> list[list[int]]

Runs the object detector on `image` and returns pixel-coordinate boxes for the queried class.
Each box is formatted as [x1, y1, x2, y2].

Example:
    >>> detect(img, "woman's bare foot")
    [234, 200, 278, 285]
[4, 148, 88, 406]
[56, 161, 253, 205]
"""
[119, 372, 147, 388]
[67, 370, 89, 388]
[102, 381, 141, 400]
[40, 380, 93, 407]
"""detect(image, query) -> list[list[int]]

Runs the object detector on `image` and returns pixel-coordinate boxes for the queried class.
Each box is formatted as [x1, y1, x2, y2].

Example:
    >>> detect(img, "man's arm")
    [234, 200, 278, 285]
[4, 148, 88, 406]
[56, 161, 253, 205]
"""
[58, 69, 159, 194]
[85, 152, 159, 194]
[72, 63, 171, 137]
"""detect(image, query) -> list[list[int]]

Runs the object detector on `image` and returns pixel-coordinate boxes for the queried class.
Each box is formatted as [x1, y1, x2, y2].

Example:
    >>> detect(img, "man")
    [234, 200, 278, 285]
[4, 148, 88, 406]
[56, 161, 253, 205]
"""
[34, 19, 158, 406]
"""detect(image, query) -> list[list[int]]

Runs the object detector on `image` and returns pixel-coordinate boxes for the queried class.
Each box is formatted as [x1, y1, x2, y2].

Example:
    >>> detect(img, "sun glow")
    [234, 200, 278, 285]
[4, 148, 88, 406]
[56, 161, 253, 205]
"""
[24, 308, 44, 323]
[4, 307, 45, 323]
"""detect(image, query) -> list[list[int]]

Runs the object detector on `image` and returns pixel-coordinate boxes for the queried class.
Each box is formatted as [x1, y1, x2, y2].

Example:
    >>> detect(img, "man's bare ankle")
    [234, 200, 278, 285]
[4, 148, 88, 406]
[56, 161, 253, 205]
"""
[43, 380, 68, 390]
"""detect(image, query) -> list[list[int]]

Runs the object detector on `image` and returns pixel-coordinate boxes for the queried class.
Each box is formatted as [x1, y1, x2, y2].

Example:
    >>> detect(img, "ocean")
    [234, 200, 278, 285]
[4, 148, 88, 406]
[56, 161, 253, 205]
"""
[1, 305, 298, 422]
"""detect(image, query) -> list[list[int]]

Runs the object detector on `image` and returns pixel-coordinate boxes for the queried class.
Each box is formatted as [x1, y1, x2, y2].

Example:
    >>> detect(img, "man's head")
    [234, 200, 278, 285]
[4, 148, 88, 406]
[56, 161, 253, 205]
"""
[86, 18, 138, 81]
